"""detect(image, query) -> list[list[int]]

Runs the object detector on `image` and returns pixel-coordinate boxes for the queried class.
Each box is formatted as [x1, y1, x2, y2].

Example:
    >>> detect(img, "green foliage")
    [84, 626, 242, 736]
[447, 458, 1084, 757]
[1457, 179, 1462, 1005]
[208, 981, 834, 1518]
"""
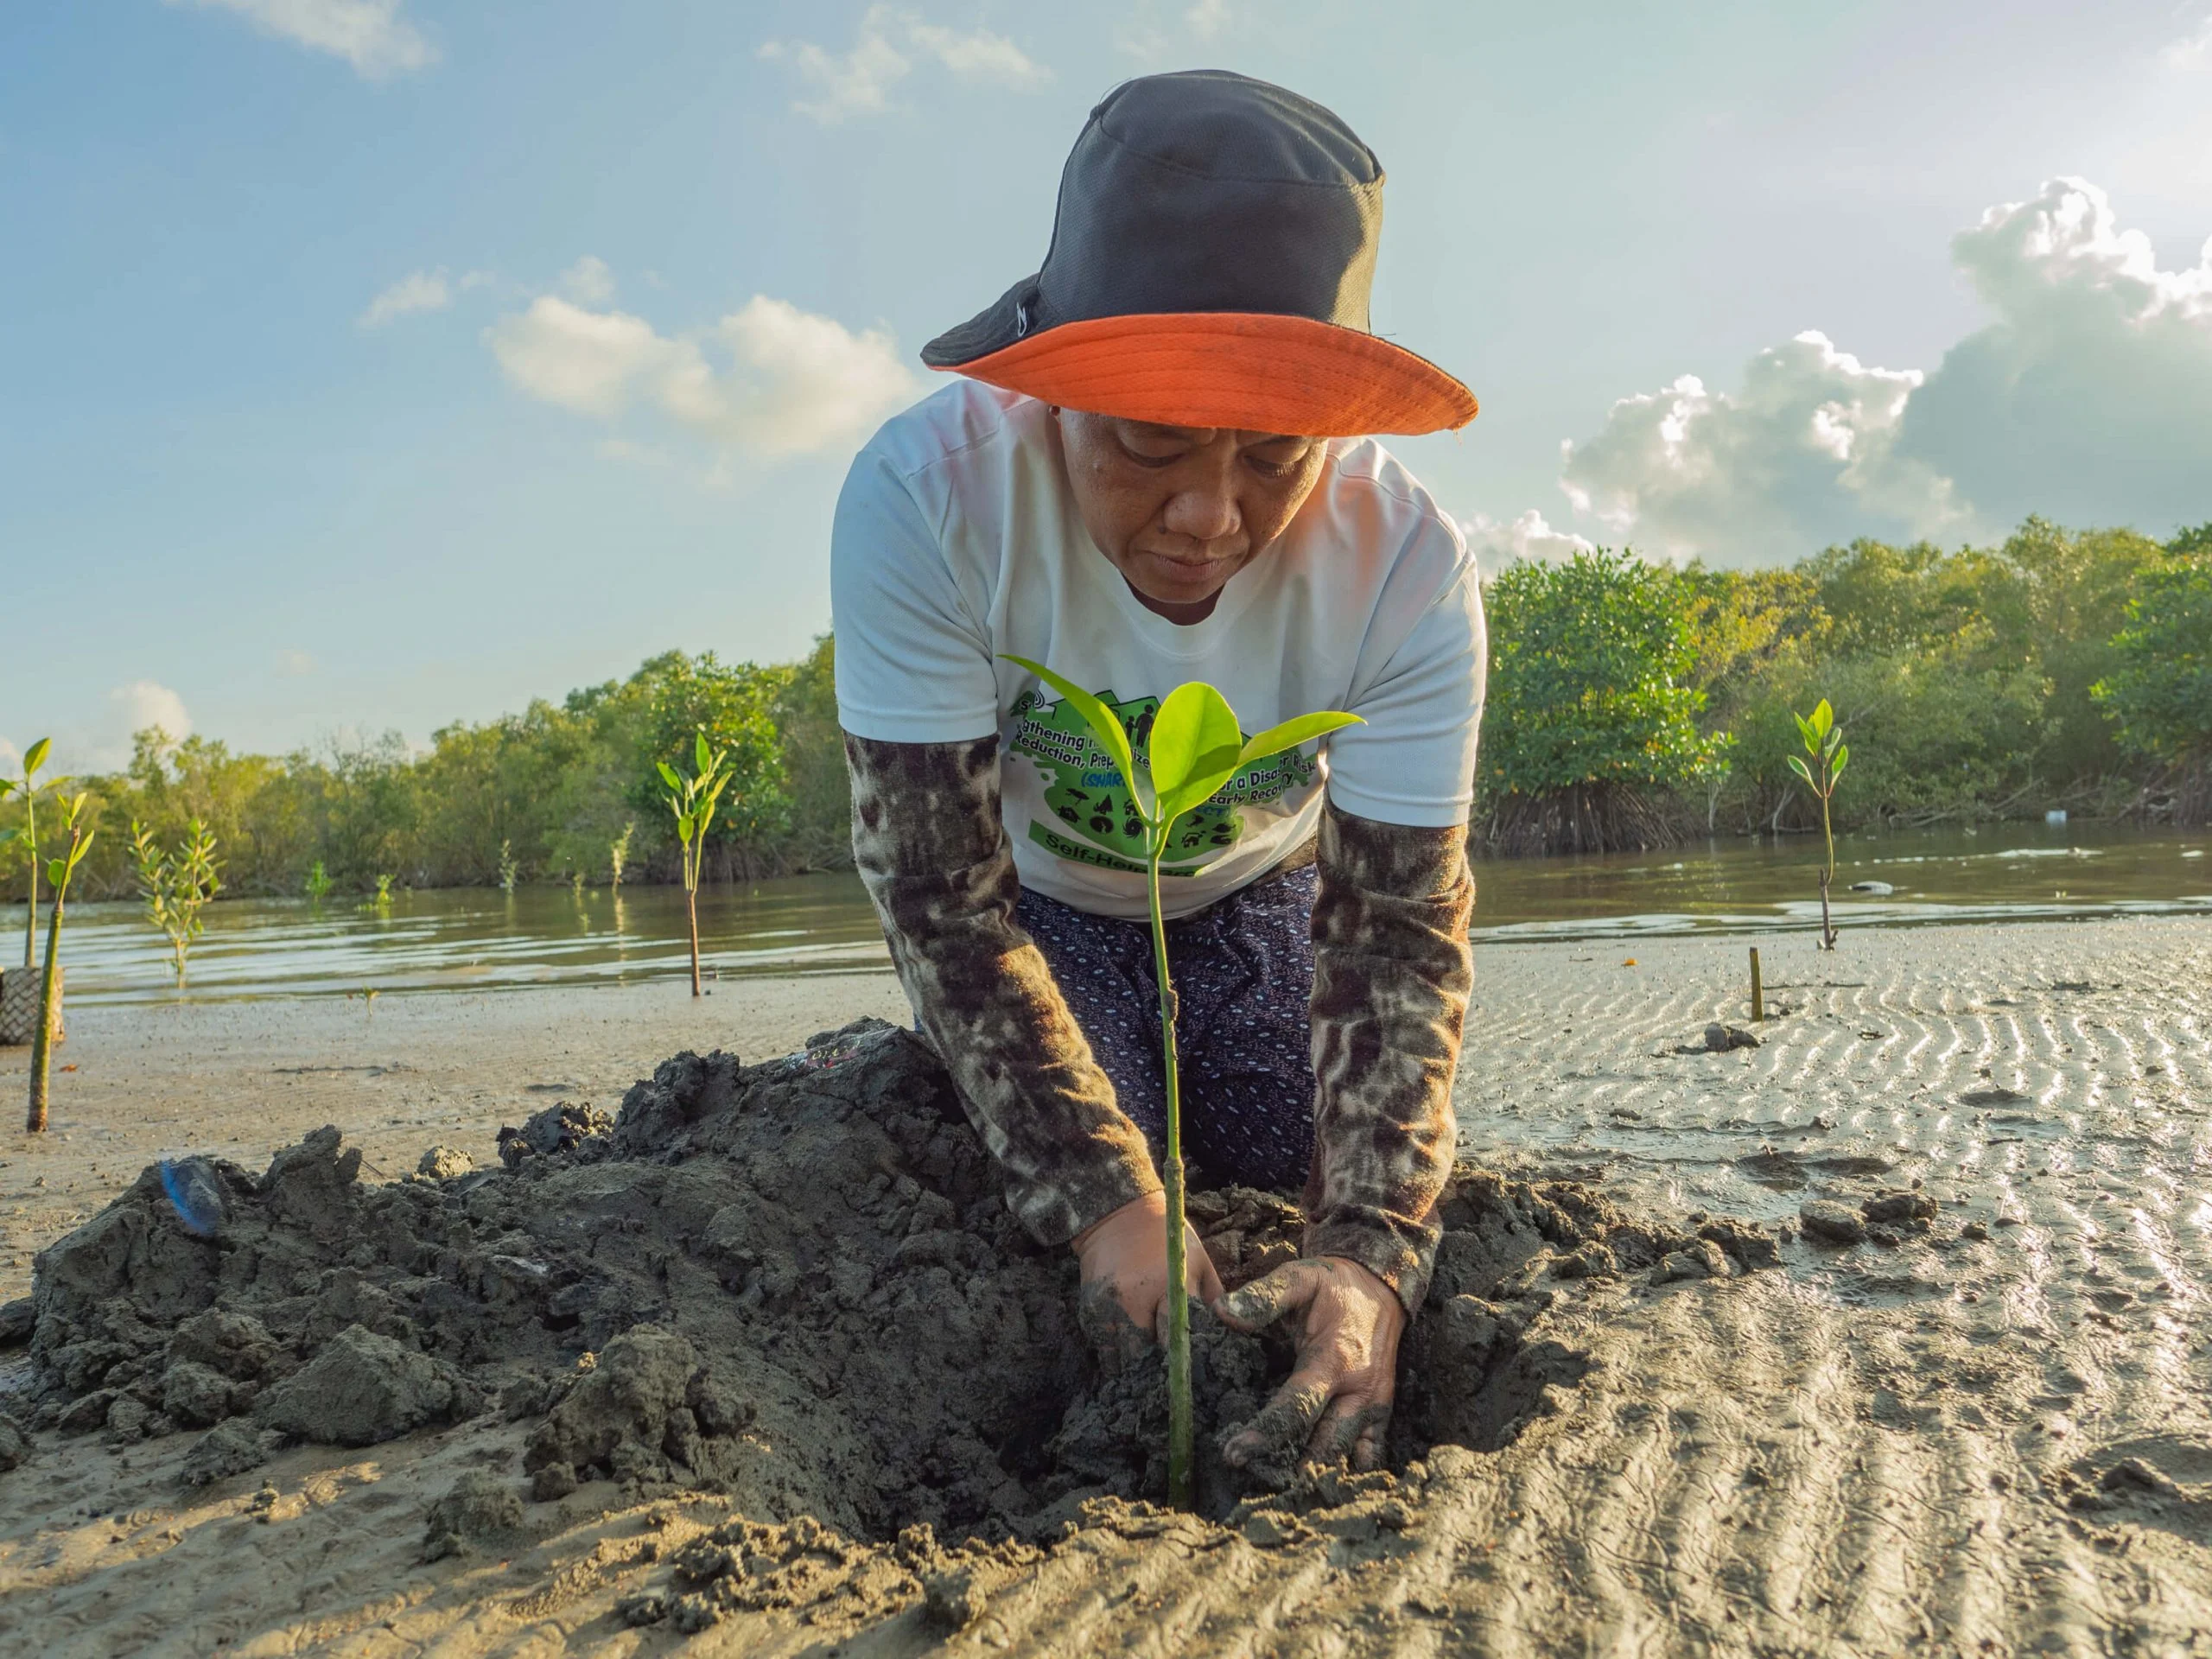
[498, 838, 519, 895]
[1481, 550, 1731, 799]
[1005, 654, 1360, 1510]
[609, 822, 635, 890]
[2092, 547, 2212, 766]
[304, 860, 334, 905]
[131, 817, 222, 988]
[661, 730, 734, 997]
[27, 791, 93, 1134]
[1, 646, 842, 906]
[1786, 699, 1850, 949]
[367, 874, 395, 912]
[3, 736, 60, 969]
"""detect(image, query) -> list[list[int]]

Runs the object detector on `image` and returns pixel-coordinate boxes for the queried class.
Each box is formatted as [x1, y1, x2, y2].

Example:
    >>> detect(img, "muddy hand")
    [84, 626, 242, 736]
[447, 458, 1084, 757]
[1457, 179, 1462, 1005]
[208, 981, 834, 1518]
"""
[1072, 1191, 1224, 1367]
[1216, 1256, 1405, 1472]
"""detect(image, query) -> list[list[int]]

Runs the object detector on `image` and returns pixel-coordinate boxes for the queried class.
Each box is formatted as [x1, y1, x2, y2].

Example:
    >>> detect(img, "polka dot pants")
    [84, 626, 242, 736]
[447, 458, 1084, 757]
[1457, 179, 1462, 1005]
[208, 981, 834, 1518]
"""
[1014, 863, 1318, 1192]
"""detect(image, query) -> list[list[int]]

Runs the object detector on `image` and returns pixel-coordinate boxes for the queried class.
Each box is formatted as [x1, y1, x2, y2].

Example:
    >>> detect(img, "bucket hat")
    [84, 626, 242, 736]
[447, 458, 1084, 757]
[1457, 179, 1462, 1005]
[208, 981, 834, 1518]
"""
[923, 70, 1478, 438]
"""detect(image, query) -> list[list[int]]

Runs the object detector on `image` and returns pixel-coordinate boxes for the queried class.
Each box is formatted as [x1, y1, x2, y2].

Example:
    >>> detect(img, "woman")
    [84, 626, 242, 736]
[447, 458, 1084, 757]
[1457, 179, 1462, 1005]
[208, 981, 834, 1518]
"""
[832, 69, 1483, 1473]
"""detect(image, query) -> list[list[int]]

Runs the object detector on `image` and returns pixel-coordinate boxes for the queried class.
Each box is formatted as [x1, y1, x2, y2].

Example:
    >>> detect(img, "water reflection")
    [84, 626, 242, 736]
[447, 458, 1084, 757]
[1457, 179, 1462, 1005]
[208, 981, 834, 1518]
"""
[9, 824, 2205, 1004]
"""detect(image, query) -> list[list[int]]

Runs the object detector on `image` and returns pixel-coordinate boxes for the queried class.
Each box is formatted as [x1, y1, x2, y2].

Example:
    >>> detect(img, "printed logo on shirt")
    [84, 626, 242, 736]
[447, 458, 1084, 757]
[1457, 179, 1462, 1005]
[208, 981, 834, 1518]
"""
[1007, 686, 1320, 876]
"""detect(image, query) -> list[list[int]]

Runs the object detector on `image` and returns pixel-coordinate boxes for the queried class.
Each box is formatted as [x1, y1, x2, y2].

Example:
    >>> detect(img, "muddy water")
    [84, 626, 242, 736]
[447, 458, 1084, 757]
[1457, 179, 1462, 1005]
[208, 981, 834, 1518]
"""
[12, 824, 2208, 1005]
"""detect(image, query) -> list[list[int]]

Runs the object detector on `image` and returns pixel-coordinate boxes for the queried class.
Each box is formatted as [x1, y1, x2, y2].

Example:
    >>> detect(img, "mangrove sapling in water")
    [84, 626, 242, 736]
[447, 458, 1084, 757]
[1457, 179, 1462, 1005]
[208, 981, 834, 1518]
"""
[130, 817, 222, 989]
[365, 874, 395, 913]
[1, 738, 58, 970]
[1788, 698, 1850, 950]
[659, 732, 733, 998]
[609, 821, 634, 893]
[304, 859, 334, 906]
[1002, 654, 1361, 1509]
[28, 793, 93, 1134]
[498, 839, 520, 895]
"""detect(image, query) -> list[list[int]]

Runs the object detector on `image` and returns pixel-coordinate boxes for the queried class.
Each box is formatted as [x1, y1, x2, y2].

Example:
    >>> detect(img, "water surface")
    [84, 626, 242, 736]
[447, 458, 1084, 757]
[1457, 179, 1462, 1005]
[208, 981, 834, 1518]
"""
[8, 823, 2203, 1004]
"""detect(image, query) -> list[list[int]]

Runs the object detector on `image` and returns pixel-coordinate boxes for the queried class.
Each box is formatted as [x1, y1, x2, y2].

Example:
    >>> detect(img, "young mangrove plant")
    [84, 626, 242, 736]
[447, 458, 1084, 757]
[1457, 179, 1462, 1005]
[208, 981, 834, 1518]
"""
[304, 859, 334, 906]
[1787, 697, 1850, 950]
[131, 818, 222, 989]
[2, 738, 57, 971]
[366, 873, 395, 913]
[609, 821, 635, 893]
[28, 793, 94, 1134]
[1004, 655, 1360, 1510]
[659, 732, 732, 998]
[498, 838, 520, 895]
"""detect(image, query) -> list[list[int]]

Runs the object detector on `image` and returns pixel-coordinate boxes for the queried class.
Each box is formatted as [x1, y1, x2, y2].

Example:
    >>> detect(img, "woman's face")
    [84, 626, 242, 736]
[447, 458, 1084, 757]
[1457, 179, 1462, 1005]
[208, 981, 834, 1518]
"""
[1053, 410, 1329, 624]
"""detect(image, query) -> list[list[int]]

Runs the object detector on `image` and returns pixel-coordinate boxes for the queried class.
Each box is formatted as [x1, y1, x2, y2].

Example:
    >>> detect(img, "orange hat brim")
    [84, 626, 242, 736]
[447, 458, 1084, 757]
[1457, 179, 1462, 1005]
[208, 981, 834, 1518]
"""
[937, 312, 1478, 438]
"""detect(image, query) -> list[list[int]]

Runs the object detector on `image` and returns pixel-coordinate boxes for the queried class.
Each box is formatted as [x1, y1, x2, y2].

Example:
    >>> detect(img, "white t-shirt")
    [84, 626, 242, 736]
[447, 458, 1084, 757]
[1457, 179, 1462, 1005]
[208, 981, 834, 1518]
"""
[831, 380, 1485, 921]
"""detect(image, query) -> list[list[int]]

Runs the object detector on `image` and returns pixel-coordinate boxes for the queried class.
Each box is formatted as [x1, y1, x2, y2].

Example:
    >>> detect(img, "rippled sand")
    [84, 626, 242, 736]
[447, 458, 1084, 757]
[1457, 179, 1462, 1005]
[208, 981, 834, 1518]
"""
[2, 917, 2207, 1656]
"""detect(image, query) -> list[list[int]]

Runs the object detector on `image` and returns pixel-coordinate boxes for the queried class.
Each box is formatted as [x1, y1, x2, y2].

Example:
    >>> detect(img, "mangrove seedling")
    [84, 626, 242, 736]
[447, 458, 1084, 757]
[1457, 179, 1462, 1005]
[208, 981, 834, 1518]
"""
[1787, 698, 1850, 950]
[498, 838, 520, 895]
[304, 859, 334, 906]
[609, 821, 635, 893]
[1003, 655, 1361, 1509]
[366, 873, 395, 913]
[1, 737, 58, 970]
[130, 817, 222, 989]
[659, 732, 732, 998]
[27, 792, 94, 1134]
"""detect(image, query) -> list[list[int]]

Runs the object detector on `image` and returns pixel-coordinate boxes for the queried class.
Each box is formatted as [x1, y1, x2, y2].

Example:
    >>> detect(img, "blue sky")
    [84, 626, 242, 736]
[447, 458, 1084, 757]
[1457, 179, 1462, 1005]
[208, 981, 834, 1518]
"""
[4, 0, 2210, 771]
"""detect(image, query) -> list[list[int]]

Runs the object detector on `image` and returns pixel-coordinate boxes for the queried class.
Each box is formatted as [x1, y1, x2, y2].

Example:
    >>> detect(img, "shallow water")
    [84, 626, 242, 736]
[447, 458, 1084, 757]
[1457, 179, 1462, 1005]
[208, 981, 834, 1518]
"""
[6, 823, 2204, 1004]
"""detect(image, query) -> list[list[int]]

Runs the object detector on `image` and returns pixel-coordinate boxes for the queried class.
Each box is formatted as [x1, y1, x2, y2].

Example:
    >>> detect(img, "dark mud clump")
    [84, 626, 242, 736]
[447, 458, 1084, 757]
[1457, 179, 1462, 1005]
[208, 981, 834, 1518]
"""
[7, 1019, 1777, 1540]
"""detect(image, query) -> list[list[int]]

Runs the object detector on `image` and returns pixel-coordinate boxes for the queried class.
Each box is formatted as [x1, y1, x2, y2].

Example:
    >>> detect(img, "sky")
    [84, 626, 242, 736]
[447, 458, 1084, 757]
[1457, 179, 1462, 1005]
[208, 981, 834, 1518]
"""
[3, 0, 2210, 773]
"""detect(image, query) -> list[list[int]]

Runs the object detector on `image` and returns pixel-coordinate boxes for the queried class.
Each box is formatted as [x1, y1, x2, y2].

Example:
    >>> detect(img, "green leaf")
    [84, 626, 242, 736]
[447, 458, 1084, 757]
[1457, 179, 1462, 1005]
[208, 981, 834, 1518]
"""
[24, 737, 50, 776]
[676, 813, 695, 843]
[656, 760, 683, 791]
[694, 730, 711, 773]
[1000, 656, 1142, 815]
[1786, 754, 1815, 786]
[1239, 710, 1363, 766]
[1810, 698, 1833, 738]
[1829, 742, 1849, 781]
[1149, 683, 1246, 822]
[47, 857, 65, 887]
[69, 831, 94, 870]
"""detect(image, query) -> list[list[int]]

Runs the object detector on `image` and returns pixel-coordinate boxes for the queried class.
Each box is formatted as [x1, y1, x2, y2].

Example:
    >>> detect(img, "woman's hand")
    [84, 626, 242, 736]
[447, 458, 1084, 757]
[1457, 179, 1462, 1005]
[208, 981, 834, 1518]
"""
[1071, 1191, 1224, 1367]
[1215, 1255, 1405, 1471]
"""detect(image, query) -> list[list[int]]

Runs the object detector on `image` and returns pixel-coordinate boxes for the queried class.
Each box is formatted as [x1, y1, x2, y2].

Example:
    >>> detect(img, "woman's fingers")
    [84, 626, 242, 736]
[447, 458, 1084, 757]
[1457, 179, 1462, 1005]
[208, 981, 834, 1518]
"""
[1307, 1395, 1392, 1470]
[1221, 1368, 1334, 1468]
[1213, 1260, 1319, 1333]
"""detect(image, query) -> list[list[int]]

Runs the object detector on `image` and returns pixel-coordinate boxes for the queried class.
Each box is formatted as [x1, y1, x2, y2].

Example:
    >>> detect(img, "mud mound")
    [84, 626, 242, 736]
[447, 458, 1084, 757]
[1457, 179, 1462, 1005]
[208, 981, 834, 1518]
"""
[7, 1019, 1777, 1541]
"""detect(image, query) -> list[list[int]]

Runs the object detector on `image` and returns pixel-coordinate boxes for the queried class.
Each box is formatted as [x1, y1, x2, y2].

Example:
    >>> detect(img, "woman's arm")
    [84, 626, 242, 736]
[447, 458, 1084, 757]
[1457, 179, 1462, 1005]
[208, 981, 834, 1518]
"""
[1302, 802, 1474, 1315]
[844, 731, 1162, 1245]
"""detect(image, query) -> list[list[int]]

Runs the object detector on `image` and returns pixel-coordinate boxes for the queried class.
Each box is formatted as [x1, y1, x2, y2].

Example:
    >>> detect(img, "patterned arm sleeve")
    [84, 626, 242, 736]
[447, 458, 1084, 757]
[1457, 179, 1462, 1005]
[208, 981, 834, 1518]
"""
[845, 731, 1162, 1244]
[1303, 802, 1475, 1315]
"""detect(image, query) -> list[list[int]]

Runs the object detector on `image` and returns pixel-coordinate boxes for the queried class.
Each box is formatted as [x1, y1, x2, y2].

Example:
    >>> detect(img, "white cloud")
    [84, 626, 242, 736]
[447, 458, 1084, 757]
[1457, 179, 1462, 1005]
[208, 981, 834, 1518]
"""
[276, 649, 315, 677]
[559, 256, 615, 305]
[1553, 177, 2212, 562]
[113, 682, 193, 749]
[1459, 509, 1596, 575]
[760, 5, 1049, 123]
[1559, 331, 1967, 563]
[2163, 11, 2212, 69]
[358, 267, 490, 327]
[172, 0, 435, 79]
[22, 683, 197, 775]
[1895, 177, 2212, 530]
[1184, 0, 1236, 40]
[486, 288, 919, 458]
[1116, 0, 1242, 57]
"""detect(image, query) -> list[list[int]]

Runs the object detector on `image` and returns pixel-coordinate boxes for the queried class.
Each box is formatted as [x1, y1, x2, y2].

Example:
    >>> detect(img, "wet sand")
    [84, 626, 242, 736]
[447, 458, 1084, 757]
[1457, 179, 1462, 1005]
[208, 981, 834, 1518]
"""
[3, 917, 2209, 1656]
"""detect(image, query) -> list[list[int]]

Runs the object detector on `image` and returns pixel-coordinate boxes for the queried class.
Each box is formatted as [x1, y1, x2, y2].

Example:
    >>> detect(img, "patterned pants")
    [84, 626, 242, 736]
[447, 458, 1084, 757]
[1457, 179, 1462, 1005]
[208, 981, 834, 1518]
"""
[1014, 862, 1318, 1192]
